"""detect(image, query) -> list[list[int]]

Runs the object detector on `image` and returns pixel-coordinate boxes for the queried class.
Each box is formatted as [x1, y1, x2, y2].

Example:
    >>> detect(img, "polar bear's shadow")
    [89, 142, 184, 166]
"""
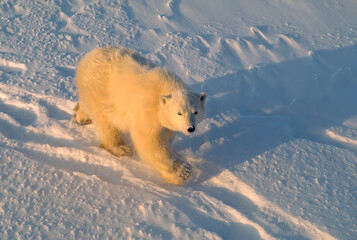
[179, 44, 357, 183]
[174, 109, 293, 183]
[171, 91, 293, 183]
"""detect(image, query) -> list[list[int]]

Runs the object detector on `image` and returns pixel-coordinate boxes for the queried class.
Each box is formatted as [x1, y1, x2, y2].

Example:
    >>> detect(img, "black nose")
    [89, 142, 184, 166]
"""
[187, 126, 195, 133]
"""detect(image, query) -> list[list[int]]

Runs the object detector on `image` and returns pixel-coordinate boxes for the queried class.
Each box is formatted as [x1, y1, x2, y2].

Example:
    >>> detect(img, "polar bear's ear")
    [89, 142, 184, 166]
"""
[160, 95, 171, 104]
[200, 92, 206, 102]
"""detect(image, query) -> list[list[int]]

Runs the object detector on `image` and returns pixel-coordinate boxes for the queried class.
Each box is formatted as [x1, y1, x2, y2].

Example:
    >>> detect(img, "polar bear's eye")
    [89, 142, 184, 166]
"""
[194, 111, 198, 115]
[177, 112, 182, 116]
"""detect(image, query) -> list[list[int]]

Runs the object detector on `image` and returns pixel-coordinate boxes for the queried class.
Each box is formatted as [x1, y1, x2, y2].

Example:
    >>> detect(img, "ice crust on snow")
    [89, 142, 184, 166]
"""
[0, 0, 357, 239]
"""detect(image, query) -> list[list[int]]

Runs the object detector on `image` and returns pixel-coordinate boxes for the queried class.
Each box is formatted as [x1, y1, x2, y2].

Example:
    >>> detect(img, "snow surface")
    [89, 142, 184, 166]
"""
[1, 0, 357, 239]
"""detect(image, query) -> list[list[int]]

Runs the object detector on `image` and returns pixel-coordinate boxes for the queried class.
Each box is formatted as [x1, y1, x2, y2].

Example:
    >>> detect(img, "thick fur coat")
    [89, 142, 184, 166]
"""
[74, 46, 206, 185]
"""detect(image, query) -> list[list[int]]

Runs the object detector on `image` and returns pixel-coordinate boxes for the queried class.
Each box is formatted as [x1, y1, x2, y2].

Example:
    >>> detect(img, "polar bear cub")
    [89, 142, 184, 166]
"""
[74, 46, 206, 185]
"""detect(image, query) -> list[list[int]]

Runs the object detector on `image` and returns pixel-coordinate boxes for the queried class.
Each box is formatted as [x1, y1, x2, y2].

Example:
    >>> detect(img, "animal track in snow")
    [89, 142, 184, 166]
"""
[39, 99, 72, 121]
[0, 99, 37, 127]
[0, 83, 73, 133]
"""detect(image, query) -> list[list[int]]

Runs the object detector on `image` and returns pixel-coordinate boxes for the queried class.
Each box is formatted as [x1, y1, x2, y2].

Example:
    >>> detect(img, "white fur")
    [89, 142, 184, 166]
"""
[74, 46, 206, 185]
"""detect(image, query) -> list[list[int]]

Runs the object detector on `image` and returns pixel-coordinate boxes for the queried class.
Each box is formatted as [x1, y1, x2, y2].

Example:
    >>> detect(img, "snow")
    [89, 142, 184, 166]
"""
[0, 0, 357, 239]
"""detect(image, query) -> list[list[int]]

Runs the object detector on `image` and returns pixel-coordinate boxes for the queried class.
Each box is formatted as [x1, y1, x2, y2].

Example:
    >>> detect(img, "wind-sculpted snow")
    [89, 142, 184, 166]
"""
[1, 0, 357, 239]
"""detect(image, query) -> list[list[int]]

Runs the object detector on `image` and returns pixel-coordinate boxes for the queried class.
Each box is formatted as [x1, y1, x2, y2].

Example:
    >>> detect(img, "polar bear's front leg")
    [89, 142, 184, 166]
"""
[130, 125, 191, 185]
[94, 114, 133, 157]
[160, 159, 192, 185]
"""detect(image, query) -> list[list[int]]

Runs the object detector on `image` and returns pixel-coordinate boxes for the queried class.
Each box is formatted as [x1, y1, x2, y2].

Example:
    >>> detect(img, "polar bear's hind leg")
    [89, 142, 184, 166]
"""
[74, 103, 92, 125]
[95, 114, 133, 157]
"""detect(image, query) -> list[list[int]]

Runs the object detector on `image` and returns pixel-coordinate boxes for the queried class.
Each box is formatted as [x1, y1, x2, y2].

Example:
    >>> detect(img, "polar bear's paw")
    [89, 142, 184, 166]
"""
[101, 144, 134, 157]
[74, 114, 93, 125]
[73, 103, 92, 125]
[163, 160, 192, 186]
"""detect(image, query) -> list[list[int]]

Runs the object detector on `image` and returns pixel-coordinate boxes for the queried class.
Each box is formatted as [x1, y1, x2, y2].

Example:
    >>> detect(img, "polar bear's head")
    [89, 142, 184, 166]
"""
[159, 90, 206, 135]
